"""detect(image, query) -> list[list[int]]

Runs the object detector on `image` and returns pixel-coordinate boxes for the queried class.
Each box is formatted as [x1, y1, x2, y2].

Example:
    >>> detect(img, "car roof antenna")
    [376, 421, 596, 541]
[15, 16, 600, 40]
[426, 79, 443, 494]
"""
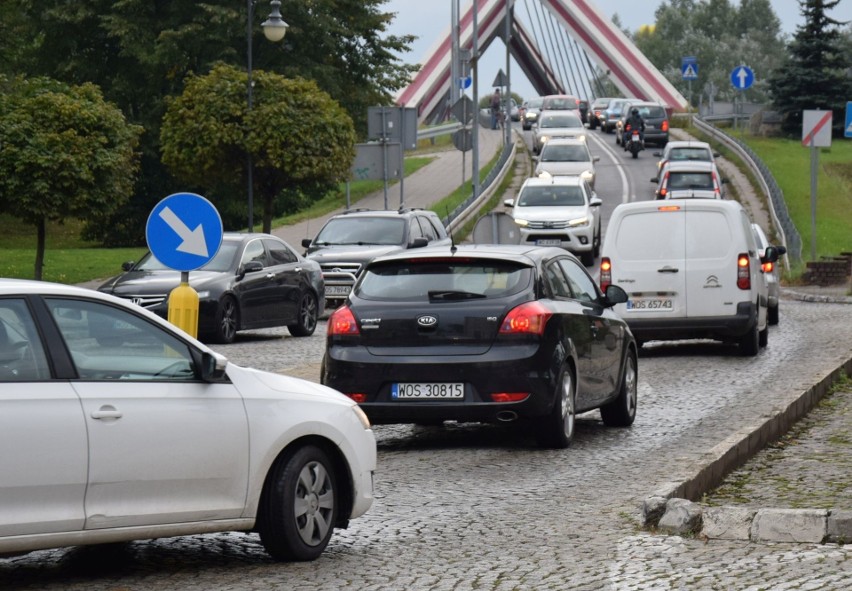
[445, 207, 457, 255]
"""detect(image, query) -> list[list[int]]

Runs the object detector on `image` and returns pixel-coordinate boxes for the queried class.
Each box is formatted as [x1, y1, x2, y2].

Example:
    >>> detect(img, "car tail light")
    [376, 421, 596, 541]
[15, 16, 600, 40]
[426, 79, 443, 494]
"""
[737, 254, 751, 290]
[600, 257, 612, 292]
[490, 392, 531, 403]
[625, 123, 631, 131]
[346, 393, 367, 403]
[661, 120, 669, 132]
[763, 261, 774, 273]
[499, 301, 552, 335]
[328, 306, 360, 335]
[712, 171, 721, 195]
[659, 171, 669, 197]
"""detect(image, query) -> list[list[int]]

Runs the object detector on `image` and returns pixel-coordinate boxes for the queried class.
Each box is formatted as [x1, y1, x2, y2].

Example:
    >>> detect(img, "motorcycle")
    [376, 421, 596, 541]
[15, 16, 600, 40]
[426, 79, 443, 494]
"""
[626, 127, 643, 159]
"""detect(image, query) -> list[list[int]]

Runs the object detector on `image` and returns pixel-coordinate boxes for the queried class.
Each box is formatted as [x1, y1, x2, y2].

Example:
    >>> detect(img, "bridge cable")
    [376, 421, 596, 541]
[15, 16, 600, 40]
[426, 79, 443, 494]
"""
[528, 0, 566, 93]
[543, 6, 578, 96]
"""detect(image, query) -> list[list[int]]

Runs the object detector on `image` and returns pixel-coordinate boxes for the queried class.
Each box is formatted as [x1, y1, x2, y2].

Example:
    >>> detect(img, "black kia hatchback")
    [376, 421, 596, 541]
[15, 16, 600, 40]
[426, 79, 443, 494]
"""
[321, 244, 638, 448]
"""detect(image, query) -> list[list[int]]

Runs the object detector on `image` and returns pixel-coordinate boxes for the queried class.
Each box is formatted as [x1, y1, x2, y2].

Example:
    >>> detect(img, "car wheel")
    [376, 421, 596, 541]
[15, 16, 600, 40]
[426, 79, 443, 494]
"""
[739, 317, 759, 356]
[600, 349, 637, 427]
[759, 324, 769, 348]
[768, 304, 779, 326]
[593, 224, 601, 258]
[288, 292, 318, 337]
[212, 296, 238, 344]
[580, 250, 595, 267]
[536, 365, 576, 449]
[258, 445, 337, 562]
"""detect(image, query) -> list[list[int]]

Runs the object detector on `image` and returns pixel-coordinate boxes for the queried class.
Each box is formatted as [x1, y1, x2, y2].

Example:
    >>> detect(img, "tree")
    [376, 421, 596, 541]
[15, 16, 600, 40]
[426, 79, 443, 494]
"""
[0, 75, 142, 279]
[161, 64, 356, 235]
[768, 0, 852, 136]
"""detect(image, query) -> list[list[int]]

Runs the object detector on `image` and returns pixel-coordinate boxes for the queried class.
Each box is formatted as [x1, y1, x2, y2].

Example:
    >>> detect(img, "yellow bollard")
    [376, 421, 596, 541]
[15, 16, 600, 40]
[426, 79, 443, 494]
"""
[167, 274, 199, 338]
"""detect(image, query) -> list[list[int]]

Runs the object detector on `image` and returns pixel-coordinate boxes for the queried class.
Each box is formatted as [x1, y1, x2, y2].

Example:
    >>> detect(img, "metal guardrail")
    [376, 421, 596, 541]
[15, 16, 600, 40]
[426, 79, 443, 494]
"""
[692, 116, 802, 264]
[418, 121, 462, 140]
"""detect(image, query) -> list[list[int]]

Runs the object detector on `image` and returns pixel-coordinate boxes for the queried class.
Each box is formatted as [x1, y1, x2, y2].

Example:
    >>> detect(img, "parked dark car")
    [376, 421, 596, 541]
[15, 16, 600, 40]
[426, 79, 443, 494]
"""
[322, 244, 638, 448]
[302, 208, 452, 309]
[98, 232, 323, 344]
[589, 97, 616, 130]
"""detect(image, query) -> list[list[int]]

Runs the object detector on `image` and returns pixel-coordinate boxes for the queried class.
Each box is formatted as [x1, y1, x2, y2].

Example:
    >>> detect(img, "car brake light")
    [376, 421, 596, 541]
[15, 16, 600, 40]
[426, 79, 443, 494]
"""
[712, 171, 721, 195]
[657, 205, 681, 211]
[346, 393, 367, 403]
[499, 301, 552, 335]
[662, 120, 669, 132]
[600, 257, 612, 292]
[763, 261, 774, 273]
[659, 171, 669, 197]
[491, 392, 531, 403]
[328, 306, 360, 335]
[737, 254, 751, 289]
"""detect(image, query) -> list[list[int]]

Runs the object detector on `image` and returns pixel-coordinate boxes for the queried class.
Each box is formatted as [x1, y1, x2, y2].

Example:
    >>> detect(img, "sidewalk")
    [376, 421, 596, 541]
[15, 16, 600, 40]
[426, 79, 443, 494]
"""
[271, 126, 506, 248]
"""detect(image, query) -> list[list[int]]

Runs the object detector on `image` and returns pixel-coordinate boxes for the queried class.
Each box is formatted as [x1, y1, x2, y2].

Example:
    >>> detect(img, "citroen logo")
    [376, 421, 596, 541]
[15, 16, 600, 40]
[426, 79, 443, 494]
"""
[417, 315, 438, 327]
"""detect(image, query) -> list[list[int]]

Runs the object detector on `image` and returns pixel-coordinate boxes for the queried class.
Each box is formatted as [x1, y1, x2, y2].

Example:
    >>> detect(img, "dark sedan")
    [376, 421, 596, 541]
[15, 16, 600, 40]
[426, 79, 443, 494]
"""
[98, 233, 324, 343]
[321, 244, 638, 448]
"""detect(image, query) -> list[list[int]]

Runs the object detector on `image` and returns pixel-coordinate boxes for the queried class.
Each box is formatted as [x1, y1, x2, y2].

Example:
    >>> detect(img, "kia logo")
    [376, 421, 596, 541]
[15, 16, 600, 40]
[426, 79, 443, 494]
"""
[417, 315, 438, 327]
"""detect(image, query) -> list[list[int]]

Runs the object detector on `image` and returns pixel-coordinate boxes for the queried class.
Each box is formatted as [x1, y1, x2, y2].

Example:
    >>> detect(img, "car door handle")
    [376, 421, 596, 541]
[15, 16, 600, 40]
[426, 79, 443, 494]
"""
[91, 405, 122, 420]
[658, 267, 679, 273]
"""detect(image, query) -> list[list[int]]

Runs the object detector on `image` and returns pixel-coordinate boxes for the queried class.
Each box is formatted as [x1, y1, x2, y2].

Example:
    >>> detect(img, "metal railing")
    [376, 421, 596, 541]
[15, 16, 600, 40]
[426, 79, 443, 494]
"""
[692, 117, 802, 264]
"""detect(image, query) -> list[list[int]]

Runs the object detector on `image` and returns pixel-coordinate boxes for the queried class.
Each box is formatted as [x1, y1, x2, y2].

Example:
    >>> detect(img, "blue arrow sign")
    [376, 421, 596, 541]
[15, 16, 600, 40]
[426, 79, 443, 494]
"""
[681, 56, 698, 80]
[731, 65, 754, 90]
[146, 192, 223, 272]
[845, 101, 852, 138]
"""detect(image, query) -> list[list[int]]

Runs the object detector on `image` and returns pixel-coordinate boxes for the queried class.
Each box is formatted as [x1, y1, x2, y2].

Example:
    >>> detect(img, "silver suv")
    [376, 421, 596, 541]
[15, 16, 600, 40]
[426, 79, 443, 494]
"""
[302, 208, 452, 308]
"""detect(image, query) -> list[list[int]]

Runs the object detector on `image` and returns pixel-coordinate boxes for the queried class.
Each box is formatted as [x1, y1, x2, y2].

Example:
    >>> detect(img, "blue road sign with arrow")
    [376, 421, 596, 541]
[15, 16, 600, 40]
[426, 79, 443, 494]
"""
[681, 56, 698, 80]
[731, 65, 754, 90]
[145, 192, 223, 272]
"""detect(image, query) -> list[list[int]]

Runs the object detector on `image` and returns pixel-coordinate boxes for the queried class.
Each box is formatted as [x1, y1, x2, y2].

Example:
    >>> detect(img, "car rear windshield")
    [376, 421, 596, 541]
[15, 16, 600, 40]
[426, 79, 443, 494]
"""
[518, 185, 585, 207]
[669, 147, 712, 161]
[636, 106, 666, 119]
[314, 217, 406, 246]
[540, 144, 590, 162]
[668, 172, 714, 190]
[539, 114, 582, 128]
[356, 259, 532, 301]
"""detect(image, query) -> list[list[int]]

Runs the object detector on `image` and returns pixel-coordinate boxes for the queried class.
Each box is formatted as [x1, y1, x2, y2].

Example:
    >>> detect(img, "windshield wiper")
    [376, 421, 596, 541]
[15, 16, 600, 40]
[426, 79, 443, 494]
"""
[428, 290, 487, 301]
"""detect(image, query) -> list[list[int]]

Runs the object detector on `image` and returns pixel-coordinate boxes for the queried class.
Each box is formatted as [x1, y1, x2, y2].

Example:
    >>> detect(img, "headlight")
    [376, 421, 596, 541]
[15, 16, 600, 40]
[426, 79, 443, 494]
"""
[513, 218, 530, 227]
[580, 170, 594, 182]
[196, 290, 211, 299]
[352, 405, 371, 430]
[540, 135, 550, 144]
[568, 216, 590, 227]
[577, 134, 587, 142]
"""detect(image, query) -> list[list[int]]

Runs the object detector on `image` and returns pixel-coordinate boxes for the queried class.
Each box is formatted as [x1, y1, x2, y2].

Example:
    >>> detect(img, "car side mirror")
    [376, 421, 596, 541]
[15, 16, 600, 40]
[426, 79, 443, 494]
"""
[721, 178, 729, 184]
[714, 152, 721, 157]
[603, 284, 628, 307]
[593, 156, 600, 162]
[301, 238, 312, 248]
[590, 195, 602, 207]
[775, 244, 787, 256]
[532, 155, 539, 162]
[200, 351, 229, 382]
[503, 198, 515, 208]
[761, 246, 780, 264]
[239, 260, 264, 280]
[121, 261, 136, 272]
[650, 177, 659, 183]
[409, 237, 429, 248]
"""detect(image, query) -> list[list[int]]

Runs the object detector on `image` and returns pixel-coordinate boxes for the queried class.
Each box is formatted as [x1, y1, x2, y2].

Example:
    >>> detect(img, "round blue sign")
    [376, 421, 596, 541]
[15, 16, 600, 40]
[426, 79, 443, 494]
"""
[145, 192, 224, 272]
[730, 65, 754, 91]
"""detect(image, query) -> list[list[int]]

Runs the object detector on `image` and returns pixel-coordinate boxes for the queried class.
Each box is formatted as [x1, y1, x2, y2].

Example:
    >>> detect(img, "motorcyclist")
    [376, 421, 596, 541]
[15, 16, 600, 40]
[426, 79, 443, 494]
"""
[623, 108, 645, 150]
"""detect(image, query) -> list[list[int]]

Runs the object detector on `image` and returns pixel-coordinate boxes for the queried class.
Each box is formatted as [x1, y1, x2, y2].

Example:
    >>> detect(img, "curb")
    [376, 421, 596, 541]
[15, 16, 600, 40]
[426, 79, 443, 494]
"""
[643, 355, 852, 544]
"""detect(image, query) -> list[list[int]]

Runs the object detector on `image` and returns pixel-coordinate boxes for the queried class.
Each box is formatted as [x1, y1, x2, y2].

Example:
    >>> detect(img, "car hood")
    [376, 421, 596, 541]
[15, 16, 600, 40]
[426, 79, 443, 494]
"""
[535, 162, 593, 176]
[512, 205, 589, 221]
[99, 270, 229, 295]
[229, 363, 356, 406]
[306, 244, 404, 264]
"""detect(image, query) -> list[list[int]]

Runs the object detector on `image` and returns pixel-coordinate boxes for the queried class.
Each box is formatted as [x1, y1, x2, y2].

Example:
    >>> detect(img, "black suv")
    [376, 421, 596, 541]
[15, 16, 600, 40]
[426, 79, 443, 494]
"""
[302, 208, 452, 308]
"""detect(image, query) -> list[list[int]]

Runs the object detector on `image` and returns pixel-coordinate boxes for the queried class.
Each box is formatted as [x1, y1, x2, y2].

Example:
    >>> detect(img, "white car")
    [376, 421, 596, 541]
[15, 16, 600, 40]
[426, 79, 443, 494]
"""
[653, 140, 720, 172]
[534, 137, 600, 188]
[652, 160, 727, 200]
[0, 279, 376, 561]
[503, 175, 602, 266]
[531, 110, 586, 154]
[751, 223, 786, 326]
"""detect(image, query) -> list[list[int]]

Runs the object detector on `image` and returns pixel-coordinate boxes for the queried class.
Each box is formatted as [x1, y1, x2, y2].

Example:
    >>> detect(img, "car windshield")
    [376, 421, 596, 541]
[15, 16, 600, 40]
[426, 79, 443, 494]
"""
[669, 148, 712, 161]
[540, 144, 590, 162]
[526, 98, 543, 109]
[314, 217, 406, 246]
[518, 185, 585, 207]
[544, 98, 577, 110]
[135, 242, 239, 273]
[668, 172, 714, 190]
[540, 115, 581, 128]
[357, 260, 532, 301]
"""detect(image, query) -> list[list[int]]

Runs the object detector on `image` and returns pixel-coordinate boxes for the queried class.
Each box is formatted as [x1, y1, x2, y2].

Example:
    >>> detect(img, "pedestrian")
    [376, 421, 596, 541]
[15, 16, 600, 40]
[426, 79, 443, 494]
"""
[490, 88, 501, 130]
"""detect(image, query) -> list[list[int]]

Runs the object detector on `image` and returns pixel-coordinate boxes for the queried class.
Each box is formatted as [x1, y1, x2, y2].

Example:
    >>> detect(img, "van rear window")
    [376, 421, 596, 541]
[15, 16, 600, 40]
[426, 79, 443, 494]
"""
[614, 212, 684, 261]
[685, 211, 733, 258]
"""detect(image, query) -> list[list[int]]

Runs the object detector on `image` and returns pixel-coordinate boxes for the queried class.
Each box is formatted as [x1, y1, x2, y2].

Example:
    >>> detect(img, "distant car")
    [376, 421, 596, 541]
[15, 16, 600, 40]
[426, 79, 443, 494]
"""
[653, 140, 720, 172]
[98, 232, 324, 344]
[541, 94, 581, 115]
[0, 278, 376, 561]
[522, 96, 545, 130]
[651, 160, 727, 199]
[751, 223, 786, 326]
[504, 175, 602, 266]
[301, 208, 452, 309]
[533, 137, 600, 188]
[615, 101, 669, 147]
[589, 97, 616, 130]
[577, 99, 590, 124]
[600, 98, 636, 133]
[509, 98, 521, 121]
[321, 244, 638, 449]
[531, 110, 586, 154]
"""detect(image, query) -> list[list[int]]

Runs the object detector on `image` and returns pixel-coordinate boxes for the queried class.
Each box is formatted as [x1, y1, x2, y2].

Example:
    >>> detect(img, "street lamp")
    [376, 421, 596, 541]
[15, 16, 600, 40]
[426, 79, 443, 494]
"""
[247, 0, 289, 232]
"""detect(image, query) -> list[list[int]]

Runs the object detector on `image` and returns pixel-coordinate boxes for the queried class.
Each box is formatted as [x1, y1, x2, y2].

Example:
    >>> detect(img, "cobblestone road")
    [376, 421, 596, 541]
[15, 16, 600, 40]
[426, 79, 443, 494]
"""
[2, 297, 851, 590]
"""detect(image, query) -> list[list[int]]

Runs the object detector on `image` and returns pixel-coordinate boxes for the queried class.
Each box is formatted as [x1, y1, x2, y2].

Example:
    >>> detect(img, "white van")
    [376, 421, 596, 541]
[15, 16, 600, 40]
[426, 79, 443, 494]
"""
[599, 199, 780, 356]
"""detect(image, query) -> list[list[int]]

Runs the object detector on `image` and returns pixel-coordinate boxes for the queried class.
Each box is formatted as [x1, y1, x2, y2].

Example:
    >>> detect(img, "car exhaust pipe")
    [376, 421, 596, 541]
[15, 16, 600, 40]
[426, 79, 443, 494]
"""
[496, 410, 518, 422]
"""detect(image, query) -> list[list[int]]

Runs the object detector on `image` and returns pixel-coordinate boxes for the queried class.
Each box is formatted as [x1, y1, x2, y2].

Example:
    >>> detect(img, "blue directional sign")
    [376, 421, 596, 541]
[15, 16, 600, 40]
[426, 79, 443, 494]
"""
[681, 56, 698, 81]
[730, 65, 754, 91]
[146, 192, 223, 272]
[845, 101, 852, 138]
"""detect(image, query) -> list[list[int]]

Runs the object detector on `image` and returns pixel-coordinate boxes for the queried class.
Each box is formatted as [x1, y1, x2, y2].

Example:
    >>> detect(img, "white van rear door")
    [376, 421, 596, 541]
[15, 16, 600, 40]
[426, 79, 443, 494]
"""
[684, 204, 739, 317]
[610, 206, 687, 319]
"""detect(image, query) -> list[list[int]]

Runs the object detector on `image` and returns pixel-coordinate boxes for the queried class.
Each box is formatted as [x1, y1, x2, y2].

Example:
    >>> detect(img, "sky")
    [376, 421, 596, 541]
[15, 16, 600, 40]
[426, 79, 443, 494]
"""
[383, 0, 852, 102]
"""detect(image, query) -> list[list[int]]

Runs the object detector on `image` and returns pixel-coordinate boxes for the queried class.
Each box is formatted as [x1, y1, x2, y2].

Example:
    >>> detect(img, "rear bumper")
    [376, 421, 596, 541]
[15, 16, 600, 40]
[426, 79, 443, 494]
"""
[626, 302, 757, 342]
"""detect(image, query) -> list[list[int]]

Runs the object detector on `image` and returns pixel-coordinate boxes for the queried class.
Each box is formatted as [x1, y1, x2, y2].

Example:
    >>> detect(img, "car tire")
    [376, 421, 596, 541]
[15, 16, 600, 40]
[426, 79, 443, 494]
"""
[593, 224, 601, 258]
[739, 317, 759, 357]
[600, 349, 637, 427]
[768, 304, 779, 326]
[211, 295, 238, 344]
[759, 324, 769, 348]
[288, 292, 318, 337]
[536, 364, 576, 449]
[258, 445, 337, 562]
[580, 250, 595, 267]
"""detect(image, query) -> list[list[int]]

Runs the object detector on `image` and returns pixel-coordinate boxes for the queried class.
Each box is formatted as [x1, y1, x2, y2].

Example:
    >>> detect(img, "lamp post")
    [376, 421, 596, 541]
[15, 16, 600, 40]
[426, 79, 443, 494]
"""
[247, 0, 288, 232]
